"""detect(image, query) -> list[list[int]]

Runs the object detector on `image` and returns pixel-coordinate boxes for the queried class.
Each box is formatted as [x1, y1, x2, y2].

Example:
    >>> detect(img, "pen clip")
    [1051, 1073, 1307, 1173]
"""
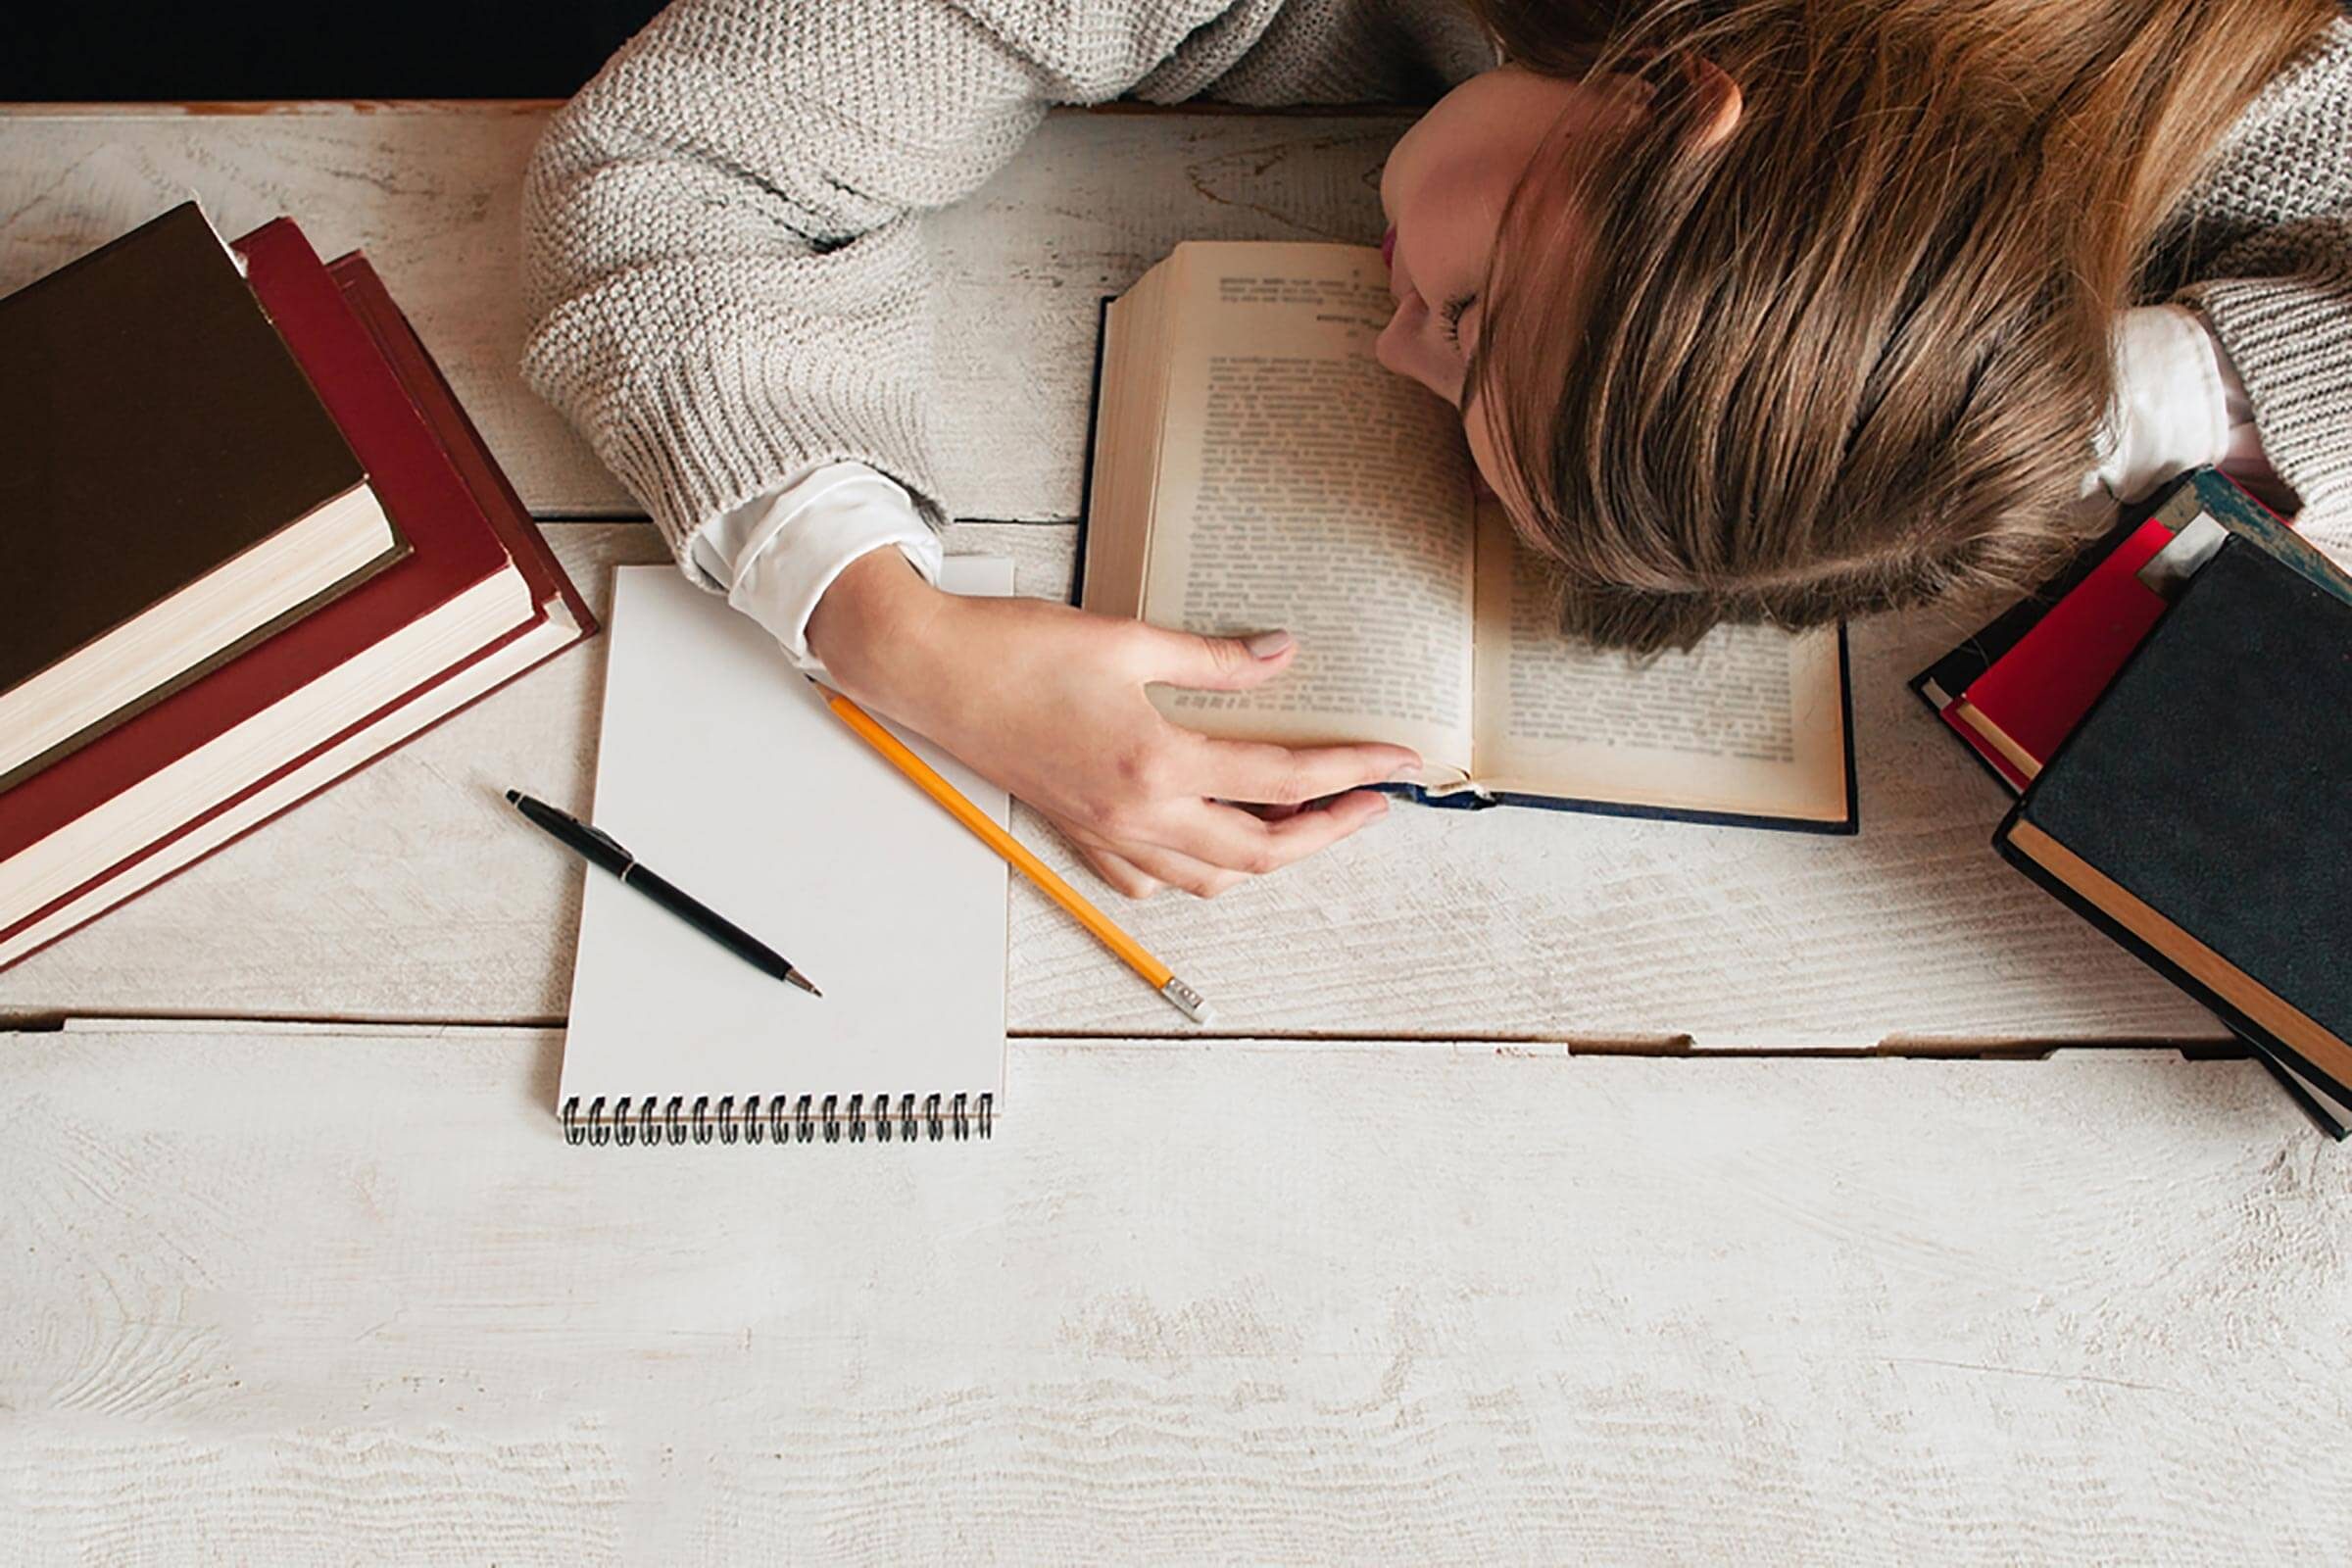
[577, 820, 632, 861]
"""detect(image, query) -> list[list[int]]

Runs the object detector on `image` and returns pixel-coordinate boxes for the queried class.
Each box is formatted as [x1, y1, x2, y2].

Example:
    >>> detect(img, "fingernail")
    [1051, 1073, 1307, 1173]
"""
[1388, 765, 1420, 782]
[1243, 630, 1293, 659]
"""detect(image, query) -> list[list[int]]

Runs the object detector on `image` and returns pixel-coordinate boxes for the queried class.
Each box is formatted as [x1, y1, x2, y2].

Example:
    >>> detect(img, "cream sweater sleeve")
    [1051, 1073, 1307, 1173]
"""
[2169, 18, 2352, 557]
[517, 0, 1263, 574]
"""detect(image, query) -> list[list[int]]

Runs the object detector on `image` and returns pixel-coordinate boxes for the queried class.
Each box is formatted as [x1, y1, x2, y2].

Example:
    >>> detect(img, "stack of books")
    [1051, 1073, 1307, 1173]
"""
[0, 203, 595, 971]
[1915, 468, 2352, 1137]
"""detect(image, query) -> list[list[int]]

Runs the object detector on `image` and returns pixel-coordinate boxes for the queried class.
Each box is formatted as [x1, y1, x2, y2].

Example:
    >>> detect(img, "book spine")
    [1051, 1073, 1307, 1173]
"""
[562, 1091, 993, 1147]
[1991, 818, 2352, 1106]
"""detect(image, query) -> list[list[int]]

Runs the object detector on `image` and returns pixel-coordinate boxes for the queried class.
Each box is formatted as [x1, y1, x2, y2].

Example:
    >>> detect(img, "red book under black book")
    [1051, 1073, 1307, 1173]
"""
[1909, 472, 2292, 791]
[1942, 516, 2176, 789]
[0, 219, 596, 969]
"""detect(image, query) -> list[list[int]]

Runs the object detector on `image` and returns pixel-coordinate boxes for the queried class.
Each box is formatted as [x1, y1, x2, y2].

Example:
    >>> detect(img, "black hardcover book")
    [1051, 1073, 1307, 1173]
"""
[2260, 1054, 2352, 1142]
[1995, 531, 2352, 1102]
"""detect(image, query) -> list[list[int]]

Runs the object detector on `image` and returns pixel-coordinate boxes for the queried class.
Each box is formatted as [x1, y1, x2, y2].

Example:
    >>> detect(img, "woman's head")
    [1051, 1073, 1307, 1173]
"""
[1374, 65, 1679, 411]
[1383, 0, 2335, 653]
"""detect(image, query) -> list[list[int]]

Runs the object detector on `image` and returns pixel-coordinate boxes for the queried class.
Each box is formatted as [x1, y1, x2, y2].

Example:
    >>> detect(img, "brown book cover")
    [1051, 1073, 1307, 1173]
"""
[0, 202, 398, 734]
[0, 225, 595, 970]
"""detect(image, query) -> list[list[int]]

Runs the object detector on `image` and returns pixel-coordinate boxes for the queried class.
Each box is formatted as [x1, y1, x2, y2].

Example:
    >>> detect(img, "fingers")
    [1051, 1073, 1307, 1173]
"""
[1078, 842, 1162, 900]
[1068, 795, 1384, 900]
[1151, 790, 1391, 877]
[1118, 625, 1421, 801]
[1073, 829, 1250, 901]
[1038, 614, 1416, 897]
[1191, 734, 1420, 807]
[1112, 842, 1248, 900]
[1127, 621, 1298, 693]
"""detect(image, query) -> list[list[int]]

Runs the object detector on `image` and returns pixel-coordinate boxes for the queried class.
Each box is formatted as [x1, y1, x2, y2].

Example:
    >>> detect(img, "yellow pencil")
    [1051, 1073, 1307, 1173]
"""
[811, 681, 1211, 1024]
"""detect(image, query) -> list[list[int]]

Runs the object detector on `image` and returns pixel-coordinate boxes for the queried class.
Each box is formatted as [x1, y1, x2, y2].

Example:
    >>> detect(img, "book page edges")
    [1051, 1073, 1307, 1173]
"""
[1079, 261, 1172, 622]
[1949, 699, 2041, 781]
[1466, 507, 1849, 823]
[2006, 816, 2350, 1083]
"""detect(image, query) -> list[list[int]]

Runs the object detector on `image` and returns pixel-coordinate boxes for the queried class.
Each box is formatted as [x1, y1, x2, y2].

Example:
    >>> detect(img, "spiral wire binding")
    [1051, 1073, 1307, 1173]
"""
[563, 1090, 991, 1147]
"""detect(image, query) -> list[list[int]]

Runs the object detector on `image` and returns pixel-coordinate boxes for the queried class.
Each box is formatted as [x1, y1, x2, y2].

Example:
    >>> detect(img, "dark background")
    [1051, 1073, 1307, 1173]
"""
[8, 1, 663, 99]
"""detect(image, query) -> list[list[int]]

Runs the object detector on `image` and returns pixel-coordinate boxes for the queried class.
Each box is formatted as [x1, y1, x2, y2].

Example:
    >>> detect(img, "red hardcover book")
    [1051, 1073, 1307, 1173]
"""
[1957, 474, 2338, 786]
[335, 251, 593, 645]
[1942, 515, 2177, 787]
[0, 223, 594, 965]
[1907, 469, 2342, 1139]
[1913, 471, 2291, 791]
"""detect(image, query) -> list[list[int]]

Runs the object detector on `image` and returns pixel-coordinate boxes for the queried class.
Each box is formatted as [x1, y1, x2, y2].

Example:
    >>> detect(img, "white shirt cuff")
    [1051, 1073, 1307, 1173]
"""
[2086, 304, 2235, 505]
[688, 461, 942, 677]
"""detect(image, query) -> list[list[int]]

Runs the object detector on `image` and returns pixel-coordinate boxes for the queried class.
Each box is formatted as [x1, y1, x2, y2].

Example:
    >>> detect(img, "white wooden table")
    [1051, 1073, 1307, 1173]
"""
[4, 103, 2347, 1563]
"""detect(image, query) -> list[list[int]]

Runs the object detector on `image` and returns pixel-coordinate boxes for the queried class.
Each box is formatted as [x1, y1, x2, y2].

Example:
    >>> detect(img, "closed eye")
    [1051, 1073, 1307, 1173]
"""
[1440, 291, 1476, 349]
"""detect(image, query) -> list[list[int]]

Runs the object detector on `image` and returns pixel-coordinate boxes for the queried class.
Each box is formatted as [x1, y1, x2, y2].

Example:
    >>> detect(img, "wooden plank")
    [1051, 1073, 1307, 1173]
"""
[0, 521, 2216, 1046]
[0, 109, 2226, 1045]
[0, 106, 1400, 522]
[1, 1024, 2341, 1562]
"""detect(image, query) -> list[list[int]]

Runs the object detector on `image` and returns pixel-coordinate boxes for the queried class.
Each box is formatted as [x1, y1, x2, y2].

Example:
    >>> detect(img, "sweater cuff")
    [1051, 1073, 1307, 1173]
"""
[2178, 272, 2352, 528]
[591, 330, 949, 574]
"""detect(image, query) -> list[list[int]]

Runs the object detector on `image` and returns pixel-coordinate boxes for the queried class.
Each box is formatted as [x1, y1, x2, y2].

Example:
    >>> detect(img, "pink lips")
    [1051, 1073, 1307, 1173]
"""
[1380, 225, 1396, 269]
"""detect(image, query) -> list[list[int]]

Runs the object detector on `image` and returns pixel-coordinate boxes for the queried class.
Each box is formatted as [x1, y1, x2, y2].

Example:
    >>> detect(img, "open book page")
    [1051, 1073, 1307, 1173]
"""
[1468, 507, 1850, 823]
[1133, 242, 1478, 780]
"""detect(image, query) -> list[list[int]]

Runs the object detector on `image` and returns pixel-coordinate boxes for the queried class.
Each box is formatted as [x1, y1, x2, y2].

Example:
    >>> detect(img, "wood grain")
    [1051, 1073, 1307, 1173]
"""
[0, 522, 2221, 1047]
[0, 106, 1402, 522]
[2, 1023, 2344, 1564]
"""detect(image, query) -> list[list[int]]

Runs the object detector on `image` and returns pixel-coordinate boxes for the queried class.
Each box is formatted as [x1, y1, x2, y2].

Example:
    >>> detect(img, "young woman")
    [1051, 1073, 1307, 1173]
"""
[522, 0, 2351, 898]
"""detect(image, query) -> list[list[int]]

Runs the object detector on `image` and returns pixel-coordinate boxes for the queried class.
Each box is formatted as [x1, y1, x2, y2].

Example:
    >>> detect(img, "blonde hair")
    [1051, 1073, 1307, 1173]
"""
[1464, 0, 2336, 652]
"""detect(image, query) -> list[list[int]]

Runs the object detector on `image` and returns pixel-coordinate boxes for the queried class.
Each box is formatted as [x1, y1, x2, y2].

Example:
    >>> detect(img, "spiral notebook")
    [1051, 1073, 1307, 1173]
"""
[558, 561, 1012, 1147]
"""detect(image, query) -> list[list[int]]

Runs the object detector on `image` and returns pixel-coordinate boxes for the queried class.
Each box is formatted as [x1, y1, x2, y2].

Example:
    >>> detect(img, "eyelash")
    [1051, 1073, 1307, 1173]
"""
[1440, 292, 1475, 348]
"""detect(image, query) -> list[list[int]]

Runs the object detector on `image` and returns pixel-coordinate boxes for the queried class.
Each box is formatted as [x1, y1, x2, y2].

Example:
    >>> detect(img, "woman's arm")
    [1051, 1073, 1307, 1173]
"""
[2167, 17, 2352, 554]
[520, 0, 1252, 562]
[519, 0, 1426, 898]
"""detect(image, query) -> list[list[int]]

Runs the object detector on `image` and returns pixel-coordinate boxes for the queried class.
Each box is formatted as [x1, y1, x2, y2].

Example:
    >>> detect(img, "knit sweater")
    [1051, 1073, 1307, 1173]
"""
[520, 2, 2352, 574]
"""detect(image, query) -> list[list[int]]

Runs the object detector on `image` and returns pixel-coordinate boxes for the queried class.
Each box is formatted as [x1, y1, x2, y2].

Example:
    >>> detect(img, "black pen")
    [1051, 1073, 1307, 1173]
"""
[505, 789, 820, 996]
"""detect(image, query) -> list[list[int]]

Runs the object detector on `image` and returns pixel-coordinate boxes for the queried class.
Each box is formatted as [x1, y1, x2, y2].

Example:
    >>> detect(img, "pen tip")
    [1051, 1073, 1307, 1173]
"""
[786, 970, 821, 997]
[504, 788, 520, 806]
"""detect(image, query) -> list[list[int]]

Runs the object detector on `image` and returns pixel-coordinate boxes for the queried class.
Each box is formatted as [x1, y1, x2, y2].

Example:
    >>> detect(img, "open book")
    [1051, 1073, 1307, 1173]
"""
[1080, 241, 1855, 833]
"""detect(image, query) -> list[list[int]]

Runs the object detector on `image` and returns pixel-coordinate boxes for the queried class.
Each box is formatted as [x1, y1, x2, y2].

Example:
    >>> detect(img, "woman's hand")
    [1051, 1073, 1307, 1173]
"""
[807, 549, 1418, 898]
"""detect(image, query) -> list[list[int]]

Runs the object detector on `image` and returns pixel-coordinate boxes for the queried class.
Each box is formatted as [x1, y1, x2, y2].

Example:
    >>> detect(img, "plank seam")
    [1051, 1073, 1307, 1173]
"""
[0, 1009, 2241, 1059]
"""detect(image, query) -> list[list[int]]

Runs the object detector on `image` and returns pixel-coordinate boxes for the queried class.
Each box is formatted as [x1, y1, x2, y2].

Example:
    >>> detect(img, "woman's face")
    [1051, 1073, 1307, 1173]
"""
[1376, 65, 1655, 499]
